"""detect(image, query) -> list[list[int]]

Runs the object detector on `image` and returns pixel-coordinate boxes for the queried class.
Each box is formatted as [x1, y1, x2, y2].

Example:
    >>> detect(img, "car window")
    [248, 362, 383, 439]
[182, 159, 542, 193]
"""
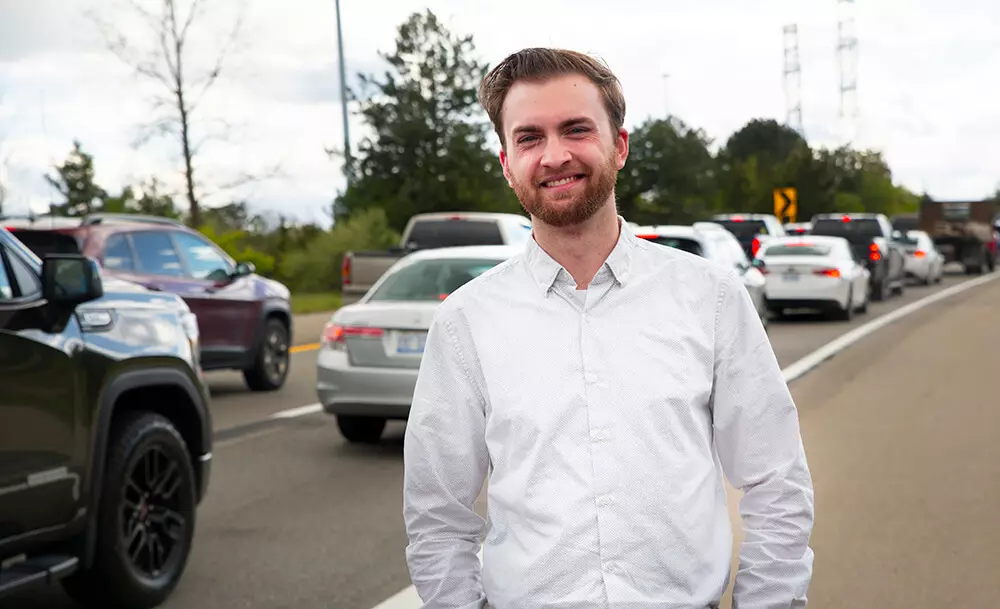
[763, 243, 834, 256]
[9, 252, 41, 298]
[405, 219, 505, 248]
[368, 257, 503, 302]
[637, 235, 704, 256]
[103, 234, 136, 271]
[0, 252, 13, 300]
[171, 231, 233, 281]
[130, 231, 185, 277]
[724, 236, 749, 266]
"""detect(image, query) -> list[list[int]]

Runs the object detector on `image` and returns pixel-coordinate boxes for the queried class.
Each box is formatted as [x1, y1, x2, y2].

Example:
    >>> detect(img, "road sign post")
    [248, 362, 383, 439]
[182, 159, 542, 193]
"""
[774, 187, 798, 223]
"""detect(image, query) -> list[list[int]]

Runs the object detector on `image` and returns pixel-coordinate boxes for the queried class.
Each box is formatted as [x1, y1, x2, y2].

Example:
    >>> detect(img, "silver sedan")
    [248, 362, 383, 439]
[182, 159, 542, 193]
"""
[317, 245, 521, 443]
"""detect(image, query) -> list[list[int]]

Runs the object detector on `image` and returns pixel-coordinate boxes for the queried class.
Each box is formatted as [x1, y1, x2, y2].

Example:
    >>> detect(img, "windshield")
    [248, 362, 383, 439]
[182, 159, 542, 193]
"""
[368, 257, 503, 301]
[637, 235, 703, 256]
[763, 243, 833, 256]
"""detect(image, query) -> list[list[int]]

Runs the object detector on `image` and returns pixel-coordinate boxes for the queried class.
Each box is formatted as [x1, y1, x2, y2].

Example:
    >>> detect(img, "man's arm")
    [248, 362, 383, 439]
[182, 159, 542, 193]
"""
[403, 303, 490, 609]
[710, 273, 815, 609]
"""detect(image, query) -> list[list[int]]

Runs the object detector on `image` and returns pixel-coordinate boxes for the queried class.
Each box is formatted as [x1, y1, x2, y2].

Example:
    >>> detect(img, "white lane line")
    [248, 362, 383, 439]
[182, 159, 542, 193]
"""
[268, 403, 323, 419]
[369, 272, 1000, 609]
[781, 272, 999, 383]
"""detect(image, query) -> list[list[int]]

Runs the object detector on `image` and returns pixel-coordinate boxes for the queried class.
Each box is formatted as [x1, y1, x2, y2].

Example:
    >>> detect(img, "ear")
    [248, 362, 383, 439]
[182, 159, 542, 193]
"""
[499, 147, 513, 186]
[615, 128, 629, 170]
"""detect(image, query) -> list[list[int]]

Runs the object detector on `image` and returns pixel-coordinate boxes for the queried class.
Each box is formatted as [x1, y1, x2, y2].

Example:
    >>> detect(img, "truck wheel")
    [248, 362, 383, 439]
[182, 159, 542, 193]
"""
[337, 415, 387, 444]
[62, 413, 196, 609]
[243, 318, 290, 391]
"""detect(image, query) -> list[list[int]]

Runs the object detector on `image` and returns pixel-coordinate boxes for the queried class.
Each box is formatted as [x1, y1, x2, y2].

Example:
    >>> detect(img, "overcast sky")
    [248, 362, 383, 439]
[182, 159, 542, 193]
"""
[1, 0, 997, 225]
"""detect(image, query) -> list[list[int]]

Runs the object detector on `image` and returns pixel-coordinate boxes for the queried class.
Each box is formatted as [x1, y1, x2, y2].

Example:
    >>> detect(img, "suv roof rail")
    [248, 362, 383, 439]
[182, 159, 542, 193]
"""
[81, 213, 186, 227]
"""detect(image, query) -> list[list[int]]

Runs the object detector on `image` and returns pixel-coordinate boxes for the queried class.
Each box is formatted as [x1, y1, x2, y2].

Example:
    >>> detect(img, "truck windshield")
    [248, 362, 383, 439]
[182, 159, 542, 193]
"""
[404, 219, 504, 249]
[368, 257, 503, 302]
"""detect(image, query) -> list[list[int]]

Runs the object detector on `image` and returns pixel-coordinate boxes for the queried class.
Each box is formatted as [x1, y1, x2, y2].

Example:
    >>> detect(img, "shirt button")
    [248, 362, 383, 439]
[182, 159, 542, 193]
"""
[604, 562, 620, 574]
[596, 494, 614, 507]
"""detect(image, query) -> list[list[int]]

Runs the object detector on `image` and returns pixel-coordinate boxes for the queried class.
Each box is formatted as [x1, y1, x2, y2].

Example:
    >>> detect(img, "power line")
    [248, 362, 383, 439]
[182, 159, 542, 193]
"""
[837, 0, 859, 146]
[783, 24, 804, 136]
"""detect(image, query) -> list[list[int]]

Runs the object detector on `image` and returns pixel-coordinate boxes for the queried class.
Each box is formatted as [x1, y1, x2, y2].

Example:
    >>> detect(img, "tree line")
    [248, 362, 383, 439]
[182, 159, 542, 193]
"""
[26, 9, 1000, 296]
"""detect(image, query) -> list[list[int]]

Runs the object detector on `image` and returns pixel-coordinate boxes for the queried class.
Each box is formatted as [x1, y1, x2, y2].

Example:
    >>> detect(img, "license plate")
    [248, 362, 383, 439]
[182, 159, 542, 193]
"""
[395, 332, 426, 355]
[783, 273, 800, 282]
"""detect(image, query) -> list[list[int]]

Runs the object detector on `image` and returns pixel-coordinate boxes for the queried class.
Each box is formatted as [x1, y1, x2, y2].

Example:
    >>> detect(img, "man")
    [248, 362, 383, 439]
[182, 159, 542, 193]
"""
[403, 47, 814, 609]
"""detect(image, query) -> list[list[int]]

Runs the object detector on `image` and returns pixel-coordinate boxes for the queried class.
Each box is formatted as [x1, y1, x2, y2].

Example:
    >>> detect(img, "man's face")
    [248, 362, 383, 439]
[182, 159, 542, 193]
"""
[499, 74, 629, 228]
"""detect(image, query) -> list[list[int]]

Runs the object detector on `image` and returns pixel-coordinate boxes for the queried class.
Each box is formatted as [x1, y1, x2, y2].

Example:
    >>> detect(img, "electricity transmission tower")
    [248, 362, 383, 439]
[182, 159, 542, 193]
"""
[837, 0, 859, 146]
[783, 24, 804, 136]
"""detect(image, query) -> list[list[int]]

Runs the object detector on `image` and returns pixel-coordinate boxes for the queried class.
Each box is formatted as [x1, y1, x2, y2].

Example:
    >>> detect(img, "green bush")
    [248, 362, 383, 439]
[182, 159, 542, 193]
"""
[197, 224, 277, 276]
[279, 208, 400, 293]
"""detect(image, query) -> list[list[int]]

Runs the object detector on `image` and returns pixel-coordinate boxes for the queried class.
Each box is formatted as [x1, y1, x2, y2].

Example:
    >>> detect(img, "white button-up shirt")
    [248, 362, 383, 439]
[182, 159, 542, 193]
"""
[403, 219, 814, 609]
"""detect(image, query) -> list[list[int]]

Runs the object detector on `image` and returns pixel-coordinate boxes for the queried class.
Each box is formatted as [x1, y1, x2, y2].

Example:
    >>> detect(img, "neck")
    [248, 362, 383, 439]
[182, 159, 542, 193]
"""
[531, 199, 621, 289]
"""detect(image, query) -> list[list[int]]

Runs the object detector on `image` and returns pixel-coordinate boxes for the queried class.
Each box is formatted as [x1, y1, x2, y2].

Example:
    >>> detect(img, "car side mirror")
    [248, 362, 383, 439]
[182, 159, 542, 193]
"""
[42, 254, 103, 306]
[751, 258, 766, 270]
[234, 261, 256, 277]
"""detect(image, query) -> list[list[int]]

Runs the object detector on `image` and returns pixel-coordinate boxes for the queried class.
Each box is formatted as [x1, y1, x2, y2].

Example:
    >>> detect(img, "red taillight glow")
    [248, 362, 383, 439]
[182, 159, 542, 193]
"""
[869, 242, 881, 261]
[751, 237, 761, 257]
[636, 234, 659, 240]
[731, 216, 744, 222]
[913, 250, 926, 258]
[341, 256, 352, 286]
[321, 323, 383, 347]
[841, 215, 852, 222]
[813, 268, 841, 278]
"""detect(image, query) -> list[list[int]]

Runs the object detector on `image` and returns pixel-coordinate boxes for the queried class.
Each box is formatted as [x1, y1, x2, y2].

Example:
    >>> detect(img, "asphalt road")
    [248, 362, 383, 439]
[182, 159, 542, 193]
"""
[12, 267, 998, 609]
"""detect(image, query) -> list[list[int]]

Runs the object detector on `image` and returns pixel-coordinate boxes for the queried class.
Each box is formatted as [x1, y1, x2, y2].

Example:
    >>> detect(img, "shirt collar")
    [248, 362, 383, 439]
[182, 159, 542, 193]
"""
[523, 215, 635, 296]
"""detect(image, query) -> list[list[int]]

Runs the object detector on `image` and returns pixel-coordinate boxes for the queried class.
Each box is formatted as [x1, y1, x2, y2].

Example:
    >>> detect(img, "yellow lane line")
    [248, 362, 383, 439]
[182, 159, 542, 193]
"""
[290, 343, 320, 354]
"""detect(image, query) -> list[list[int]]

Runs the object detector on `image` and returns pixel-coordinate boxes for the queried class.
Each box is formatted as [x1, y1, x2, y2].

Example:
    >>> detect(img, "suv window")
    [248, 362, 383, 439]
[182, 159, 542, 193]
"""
[171, 231, 233, 281]
[405, 219, 504, 248]
[369, 257, 503, 302]
[811, 218, 883, 242]
[130, 231, 185, 277]
[103, 234, 136, 271]
[638, 235, 704, 256]
[0, 248, 40, 300]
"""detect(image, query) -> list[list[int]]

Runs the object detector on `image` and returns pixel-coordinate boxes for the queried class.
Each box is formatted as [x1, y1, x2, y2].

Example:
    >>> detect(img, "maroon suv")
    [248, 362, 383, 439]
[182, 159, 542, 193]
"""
[3, 213, 292, 391]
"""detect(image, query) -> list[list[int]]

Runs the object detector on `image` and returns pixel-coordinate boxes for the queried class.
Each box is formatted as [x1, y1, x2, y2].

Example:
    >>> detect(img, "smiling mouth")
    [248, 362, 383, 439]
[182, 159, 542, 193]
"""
[541, 175, 585, 188]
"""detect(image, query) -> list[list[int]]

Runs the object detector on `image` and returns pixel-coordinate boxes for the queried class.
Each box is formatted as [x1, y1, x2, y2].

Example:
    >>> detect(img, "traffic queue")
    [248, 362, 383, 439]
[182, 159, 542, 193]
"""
[317, 209, 960, 444]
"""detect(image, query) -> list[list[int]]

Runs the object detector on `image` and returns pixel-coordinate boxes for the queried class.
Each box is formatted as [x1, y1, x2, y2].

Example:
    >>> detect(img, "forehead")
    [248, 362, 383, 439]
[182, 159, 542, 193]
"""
[501, 73, 607, 131]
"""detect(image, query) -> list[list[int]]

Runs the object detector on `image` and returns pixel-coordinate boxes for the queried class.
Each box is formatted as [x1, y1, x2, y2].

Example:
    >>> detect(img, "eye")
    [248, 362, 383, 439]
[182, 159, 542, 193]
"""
[517, 135, 539, 144]
[567, 126, 589, 135]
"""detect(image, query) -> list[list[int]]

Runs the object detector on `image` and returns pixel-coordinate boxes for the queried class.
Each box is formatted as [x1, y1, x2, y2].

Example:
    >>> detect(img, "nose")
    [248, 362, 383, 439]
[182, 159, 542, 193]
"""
[539, 136, 571, 168]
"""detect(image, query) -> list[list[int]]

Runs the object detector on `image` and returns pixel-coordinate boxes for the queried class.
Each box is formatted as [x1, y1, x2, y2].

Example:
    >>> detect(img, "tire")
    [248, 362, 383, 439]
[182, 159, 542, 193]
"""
[243, 317, 290, 391]
[871, 275, 887, 302]
[834, 288, 853, 321]
[336, 415, 387, 444]
[62, 413, 197, 609]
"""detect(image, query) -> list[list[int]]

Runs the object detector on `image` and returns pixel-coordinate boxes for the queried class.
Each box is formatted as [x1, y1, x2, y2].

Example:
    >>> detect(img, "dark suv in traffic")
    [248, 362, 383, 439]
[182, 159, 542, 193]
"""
[3, 213, 292, 391]
[0, 226, 211, 607]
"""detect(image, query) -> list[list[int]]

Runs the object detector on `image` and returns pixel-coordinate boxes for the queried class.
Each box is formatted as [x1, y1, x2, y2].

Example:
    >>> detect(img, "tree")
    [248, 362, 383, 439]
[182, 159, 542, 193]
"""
[615, 116, 720, 224]
[333, 10, 518, 232]
[45, 141, 108, 216]
[102, 177, 182, 217]
[89, 0, 261, 228]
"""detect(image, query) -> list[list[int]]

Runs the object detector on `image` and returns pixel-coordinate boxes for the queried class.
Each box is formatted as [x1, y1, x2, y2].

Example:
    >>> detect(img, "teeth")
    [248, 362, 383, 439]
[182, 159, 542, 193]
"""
[545, 176, 578, 187]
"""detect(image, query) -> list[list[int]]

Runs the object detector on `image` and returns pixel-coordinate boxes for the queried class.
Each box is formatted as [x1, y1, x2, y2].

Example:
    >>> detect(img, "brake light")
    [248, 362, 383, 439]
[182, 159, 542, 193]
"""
[813, 268, 841, 278]
[841, 215, 852, 222]
[341, 256, 351, 286]
[751, 237, 761, 257]
[321, 323, 384, 349]
[636, 234, 659, 240]
[869, 242, 881, 261]
[438, 293, 449, 300]
[446, 215, 466, 220]
[731, 216, 744, 222]
[913, 250, 926, 258]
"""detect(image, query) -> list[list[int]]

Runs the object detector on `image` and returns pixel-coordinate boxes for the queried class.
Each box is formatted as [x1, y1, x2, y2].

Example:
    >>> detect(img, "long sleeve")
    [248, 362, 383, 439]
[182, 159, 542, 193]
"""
[403, 303, 490, 609]
[710, 272, 815, 609]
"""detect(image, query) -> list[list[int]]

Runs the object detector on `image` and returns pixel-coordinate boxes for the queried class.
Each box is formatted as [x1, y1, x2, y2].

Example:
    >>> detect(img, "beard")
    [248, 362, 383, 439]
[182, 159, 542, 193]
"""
[510, 151, 619, 228]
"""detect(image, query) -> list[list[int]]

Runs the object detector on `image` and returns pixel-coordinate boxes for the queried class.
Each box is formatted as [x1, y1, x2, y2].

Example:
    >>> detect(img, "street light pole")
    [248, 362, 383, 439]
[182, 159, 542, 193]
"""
[335, 0, 352, 185]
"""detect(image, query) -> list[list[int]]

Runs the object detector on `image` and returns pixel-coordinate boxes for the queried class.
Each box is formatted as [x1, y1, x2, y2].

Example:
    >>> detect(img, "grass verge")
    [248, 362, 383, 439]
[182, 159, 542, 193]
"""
[292, 292, 343, 315]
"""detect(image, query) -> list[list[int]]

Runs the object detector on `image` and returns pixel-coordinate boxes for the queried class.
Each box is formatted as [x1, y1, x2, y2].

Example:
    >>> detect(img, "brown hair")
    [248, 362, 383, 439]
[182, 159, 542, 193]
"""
[478, 47, 627, 148]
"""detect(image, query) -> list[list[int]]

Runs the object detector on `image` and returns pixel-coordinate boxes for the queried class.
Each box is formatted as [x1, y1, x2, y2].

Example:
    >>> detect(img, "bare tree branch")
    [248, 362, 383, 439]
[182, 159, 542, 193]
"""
[88, 0, 257, 227]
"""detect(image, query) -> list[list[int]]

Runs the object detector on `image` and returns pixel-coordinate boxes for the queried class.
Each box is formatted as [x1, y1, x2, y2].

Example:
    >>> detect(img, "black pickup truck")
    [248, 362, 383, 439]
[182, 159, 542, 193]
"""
[810, 212, 907, 301]
[0, 226, 211, 608]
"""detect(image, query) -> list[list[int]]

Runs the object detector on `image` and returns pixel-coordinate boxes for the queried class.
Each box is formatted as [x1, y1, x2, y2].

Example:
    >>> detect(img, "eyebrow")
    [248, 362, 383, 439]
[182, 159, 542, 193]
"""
[511, 117, 596, 137]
